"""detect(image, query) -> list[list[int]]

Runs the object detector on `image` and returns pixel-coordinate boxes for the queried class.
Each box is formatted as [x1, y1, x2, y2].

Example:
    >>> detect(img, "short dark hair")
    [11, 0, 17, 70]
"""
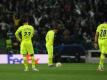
[21, 14, 29, 23]
[23, 19, 28, 23]
[21, 18, 29, 23]
[101, 15, 107, 22]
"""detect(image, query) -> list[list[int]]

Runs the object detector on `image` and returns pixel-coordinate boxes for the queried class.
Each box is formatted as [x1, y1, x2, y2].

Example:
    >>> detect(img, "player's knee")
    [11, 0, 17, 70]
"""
[49, 56, 53, 59]
[100, 54, 105, 59]
[23, 54, 27, 57]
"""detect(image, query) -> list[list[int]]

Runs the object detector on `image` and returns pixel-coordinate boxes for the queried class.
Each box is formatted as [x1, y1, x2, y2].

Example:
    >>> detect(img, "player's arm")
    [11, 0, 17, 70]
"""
[94, 31, 99, 49]
[94, 31, 99, 43]
[15, 27, 22, 42]
[94, 26, 100, 49]
[31, 27, 35, 38]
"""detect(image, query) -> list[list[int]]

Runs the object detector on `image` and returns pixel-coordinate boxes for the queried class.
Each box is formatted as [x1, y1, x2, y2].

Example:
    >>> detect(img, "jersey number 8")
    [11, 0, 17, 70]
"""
[100, 30, 106, 37]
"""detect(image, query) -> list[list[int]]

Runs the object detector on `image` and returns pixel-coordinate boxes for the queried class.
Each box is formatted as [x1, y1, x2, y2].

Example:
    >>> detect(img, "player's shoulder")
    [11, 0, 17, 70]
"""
[99, 23, 107, 28]
[98, 23, 103, 26]
[97, 23, 104, 28]
[17, 25, 23, 30]
[28, 24, 34, 28]
[48, 30, 55, 35]
[23, 24, 33, 28]
[48, 30, 53, 33]
[28, 24, 33, 27]
[49, 30, 54, 32]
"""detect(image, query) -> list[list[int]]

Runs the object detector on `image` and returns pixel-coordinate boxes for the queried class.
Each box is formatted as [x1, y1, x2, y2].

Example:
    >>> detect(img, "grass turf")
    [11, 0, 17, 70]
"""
[0, 63, 107, 80]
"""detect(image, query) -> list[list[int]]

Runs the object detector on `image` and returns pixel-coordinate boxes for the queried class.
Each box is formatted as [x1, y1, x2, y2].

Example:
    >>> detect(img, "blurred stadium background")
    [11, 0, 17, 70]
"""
[0, 0, 107, 80]
[1, 0, 107, 63]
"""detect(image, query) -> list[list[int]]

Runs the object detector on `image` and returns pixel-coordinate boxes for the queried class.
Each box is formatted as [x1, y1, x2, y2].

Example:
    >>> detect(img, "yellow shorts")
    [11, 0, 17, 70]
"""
[98, 39, 107, 54]
[20, 41, 34, 55]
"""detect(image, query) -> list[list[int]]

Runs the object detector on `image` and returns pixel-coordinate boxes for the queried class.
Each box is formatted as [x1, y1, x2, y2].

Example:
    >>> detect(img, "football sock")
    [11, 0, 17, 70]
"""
[23, 56, 28, 70]
[48, 58, 53, 65]
[99, 54, 105, 68]
[31, 56, 35, 68]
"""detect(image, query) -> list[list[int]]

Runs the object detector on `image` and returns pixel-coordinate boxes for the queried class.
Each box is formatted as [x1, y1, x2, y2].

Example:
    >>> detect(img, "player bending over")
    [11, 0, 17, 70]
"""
[45, 26, 58, 67]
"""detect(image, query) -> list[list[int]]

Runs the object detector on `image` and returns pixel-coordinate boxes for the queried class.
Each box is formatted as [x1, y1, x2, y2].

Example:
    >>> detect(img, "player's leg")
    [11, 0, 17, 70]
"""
[20, 42, 28, 71]
[97, 41, 103, 71]
[27, 43, 39, 71]
[98, 53, 105, 71]
[98, 41, 106, 71]
[30, 54, 39, 71]
[22, 54, 28, 71]
[46, 44, 53, 66]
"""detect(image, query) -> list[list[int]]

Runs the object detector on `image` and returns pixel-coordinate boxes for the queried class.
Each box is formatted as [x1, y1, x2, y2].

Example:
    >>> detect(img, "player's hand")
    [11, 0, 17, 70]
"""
[94, 42, 98, 49]
[16, 38, 21, 42]
[19, 40, 22, 42]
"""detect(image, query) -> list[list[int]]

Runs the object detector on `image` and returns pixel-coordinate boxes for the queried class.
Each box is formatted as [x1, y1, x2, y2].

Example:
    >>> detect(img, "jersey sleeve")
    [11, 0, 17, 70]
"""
[15, 27, 22, 42]
[96, 24, 101, 32]
[31, 26, 35, 38]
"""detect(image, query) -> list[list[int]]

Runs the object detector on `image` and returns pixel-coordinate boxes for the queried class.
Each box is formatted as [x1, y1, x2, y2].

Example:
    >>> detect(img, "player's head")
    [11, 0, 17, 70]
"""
[51, 20, 60, 32]
[21, 15, 29, 24]
[102, 16, 107, 23]
[22, 18, 29, 24]
[53, 27, 58, 33]
[52, 25, 60, 33]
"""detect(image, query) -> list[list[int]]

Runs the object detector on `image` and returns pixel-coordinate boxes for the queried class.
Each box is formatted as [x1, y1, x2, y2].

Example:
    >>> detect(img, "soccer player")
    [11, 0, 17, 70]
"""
[15, 18, 39, 71]
[45, 27, 58, 66]
[94, 20, 107, 71]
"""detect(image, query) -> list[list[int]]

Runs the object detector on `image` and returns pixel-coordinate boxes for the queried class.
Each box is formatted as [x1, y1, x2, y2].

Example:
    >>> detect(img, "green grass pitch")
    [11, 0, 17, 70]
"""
[0, 63, 107, 80]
